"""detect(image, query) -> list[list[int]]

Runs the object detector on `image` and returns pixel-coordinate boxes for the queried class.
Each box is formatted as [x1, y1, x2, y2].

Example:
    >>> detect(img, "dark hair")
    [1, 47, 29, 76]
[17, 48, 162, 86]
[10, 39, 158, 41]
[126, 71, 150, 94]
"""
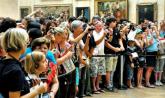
[39, 17, 46, 25]
[27, 21, 41, 31]
[139, 19, 144, 24]
[45, 20, 52, 35]
[28, 28, 43, 41]
[31, 37, 50, 51]
[68, 16, 77, 23]
[77, 16, 88, 23]
[141, 25, 148, 32]
[129, 23, 136, 31]
[0, 17, 16, 33]
[105, 17, 117, 26]
[92, 15, 101, 21]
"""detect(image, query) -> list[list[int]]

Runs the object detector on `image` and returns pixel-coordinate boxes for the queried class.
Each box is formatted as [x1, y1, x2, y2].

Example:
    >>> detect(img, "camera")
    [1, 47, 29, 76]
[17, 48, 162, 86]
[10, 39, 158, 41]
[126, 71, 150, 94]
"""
[82, 23, 95, 32]
[40, 77, 47, 82]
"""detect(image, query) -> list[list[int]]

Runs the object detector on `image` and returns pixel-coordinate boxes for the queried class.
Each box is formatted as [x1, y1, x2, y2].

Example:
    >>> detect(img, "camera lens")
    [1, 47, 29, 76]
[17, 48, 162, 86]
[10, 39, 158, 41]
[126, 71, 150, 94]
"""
[88, 27, 95, 31]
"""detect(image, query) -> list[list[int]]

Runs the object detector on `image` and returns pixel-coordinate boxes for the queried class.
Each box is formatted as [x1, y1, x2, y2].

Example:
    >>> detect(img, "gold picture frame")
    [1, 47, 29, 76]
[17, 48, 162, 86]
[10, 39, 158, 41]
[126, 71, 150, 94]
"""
[95, 0, 128, 19]
[34, 4, 72, 20]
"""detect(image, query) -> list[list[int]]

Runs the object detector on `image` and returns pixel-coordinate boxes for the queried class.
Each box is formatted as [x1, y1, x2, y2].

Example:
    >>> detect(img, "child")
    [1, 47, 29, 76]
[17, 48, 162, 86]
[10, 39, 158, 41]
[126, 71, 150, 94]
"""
[25, 51, 48, 79]
[126, 38, 138, 88]
[30, 37, 59, 98]
[25, 51, 58, 98]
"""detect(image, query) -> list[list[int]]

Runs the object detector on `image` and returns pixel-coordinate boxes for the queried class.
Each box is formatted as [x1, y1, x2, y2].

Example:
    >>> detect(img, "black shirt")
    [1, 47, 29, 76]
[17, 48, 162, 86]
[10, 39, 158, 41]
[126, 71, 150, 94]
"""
[0, 59, 30, 98]
[82, 33, 96, 51]
[104, 28, 121, 54]
[121, 35, 128, 55]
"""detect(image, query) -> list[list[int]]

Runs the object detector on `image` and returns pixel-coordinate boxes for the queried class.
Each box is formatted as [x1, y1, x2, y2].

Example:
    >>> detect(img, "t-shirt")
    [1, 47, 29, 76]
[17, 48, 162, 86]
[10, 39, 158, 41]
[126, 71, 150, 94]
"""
[146, 34, 158, 52]
[20, 47, 57, 64]
[0, 59, 30, 98]
[82, 33, 96, 52]
[104, 28, 121, 54]
[160, 31, 165, 38]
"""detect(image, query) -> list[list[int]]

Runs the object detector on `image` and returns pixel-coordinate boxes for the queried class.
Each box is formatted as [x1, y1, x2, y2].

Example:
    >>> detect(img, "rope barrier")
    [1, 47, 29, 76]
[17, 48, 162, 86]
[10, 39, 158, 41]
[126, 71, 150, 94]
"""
[92, 53, 165, 57]
[56, 53, 165, 78]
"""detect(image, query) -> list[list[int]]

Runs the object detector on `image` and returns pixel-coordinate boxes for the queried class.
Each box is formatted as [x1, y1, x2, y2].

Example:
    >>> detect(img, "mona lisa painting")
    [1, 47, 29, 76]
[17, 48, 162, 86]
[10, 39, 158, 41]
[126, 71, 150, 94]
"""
[76, 7, 90, 22]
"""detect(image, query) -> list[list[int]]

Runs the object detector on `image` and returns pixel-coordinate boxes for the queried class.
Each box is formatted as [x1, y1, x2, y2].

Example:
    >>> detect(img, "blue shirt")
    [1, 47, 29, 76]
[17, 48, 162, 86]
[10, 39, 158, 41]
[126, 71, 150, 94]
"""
[146, 34, 158, 52]
[20, 47, 57, 64]
[160, 31, 165, 38]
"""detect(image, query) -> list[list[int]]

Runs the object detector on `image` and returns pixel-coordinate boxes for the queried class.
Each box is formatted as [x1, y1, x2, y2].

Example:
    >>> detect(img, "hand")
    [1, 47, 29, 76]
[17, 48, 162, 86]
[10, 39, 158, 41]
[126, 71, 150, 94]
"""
[66, 45, 73, 52]
[49, 92, 55, 98]
[36, 83, 48, 94]
[31, 78, 41, 87]
[114, 47, 121, 52]
[120, 47, 125, 51]
[87, 34, 91, 38]
[66, 51, 73, 59]
[84, 25, 90, 34]
[131, 63, 134, 68]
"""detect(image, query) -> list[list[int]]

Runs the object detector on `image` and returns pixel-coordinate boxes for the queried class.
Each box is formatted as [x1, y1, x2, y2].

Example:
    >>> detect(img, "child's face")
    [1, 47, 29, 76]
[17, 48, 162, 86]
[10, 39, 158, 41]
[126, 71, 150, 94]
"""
[36, 55, 48, 75]
[34, 44, 49, 55]
[40, 44, 49, 55]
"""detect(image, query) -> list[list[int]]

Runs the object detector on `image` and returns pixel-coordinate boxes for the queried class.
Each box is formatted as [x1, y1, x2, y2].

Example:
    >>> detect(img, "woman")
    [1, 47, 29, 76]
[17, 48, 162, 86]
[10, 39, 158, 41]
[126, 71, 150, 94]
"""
[51, 27, 76, 98]
[135, 29, 145, 88]
[143, 25, 158, 88]
[0, 28, 47, 98]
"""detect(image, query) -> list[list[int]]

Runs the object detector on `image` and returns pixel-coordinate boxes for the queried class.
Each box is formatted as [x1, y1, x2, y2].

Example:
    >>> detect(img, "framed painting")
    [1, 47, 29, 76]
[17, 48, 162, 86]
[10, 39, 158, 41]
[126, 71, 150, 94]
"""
[76, 7, 90, 22]
[95, 0, 128, 20]
[137, 3, 157, 23]
[34, 5, 72, 21]
[20, 7, 31, 18]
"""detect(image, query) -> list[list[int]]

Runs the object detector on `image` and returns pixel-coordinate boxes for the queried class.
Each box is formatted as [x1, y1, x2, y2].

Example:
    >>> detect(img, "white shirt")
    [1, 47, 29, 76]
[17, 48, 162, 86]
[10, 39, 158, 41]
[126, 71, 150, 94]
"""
[93, 29, 105, 56]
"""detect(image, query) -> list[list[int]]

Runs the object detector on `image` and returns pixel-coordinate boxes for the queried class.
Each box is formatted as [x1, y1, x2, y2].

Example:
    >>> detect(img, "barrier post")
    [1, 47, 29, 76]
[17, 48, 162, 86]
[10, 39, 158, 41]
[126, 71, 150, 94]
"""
[120, 55, 123, 87]
[119, 55, 127, 90]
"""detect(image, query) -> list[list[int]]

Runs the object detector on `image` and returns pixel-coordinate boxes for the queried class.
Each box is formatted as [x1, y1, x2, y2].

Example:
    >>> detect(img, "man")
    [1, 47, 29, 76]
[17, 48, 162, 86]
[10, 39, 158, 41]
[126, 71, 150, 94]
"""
[90, 21, 107, 93]
[104, 17, 124, 92]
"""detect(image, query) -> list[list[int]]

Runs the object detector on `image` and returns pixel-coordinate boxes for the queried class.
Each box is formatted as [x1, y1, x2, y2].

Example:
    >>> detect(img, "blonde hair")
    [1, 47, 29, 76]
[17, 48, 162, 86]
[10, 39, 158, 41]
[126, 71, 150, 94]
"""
[25, 51, 45, 74]
[1, 28, 29, 52]
[0, 33, 4, 49]
[50, 27, 64, 35]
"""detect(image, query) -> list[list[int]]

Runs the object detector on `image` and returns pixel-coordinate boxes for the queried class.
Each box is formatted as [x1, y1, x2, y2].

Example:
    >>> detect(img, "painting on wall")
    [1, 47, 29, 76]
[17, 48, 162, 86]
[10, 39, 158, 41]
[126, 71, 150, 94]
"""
[97, 0, 128, 20]
[34, 5, 72, 21]
[20, 7, 31, 18]
[76, 7, 90, 22]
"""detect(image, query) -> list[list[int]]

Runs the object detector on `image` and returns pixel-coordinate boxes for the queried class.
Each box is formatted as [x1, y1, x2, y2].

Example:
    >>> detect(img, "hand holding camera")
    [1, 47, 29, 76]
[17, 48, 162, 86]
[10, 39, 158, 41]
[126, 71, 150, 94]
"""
[83, 23, 95, 33]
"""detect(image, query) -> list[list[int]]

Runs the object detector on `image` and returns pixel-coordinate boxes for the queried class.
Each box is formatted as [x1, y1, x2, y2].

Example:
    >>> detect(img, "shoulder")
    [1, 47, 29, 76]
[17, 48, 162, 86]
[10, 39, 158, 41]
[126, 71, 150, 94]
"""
[1, 59, 23, 75]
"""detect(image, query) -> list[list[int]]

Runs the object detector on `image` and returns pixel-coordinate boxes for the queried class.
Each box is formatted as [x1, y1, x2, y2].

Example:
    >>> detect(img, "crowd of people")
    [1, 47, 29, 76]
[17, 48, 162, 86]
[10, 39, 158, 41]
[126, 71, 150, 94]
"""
[0, 9, 165, 98]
